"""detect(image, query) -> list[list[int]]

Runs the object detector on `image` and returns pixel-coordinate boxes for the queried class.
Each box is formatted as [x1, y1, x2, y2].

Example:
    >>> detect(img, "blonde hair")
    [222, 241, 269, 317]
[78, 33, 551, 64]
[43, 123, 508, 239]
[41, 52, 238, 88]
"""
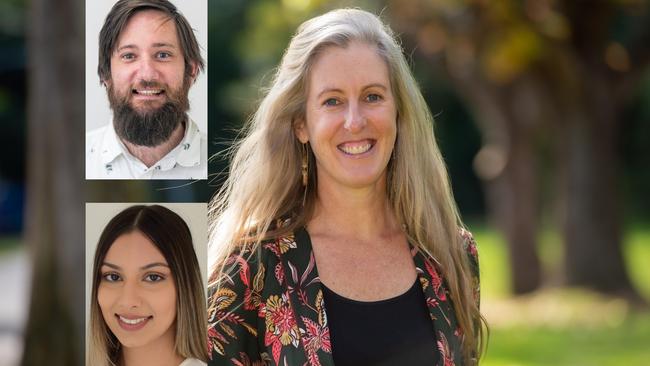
[209, 8, 486, 363]
[88, 205, 208, 366]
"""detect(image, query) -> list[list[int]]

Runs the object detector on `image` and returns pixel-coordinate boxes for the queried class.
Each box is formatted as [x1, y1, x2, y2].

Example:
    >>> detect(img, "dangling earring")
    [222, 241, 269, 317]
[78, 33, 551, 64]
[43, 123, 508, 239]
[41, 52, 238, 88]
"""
[301, 143, 309, 206]
[302, 143, 308, 187]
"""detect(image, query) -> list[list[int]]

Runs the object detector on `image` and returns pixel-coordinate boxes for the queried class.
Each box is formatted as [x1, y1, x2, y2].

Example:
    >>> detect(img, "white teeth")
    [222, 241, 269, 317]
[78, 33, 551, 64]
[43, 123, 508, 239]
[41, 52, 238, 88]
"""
[119, 316, 148, 325]
[339, 143, 371, 155]
[136, 89, 161, 95]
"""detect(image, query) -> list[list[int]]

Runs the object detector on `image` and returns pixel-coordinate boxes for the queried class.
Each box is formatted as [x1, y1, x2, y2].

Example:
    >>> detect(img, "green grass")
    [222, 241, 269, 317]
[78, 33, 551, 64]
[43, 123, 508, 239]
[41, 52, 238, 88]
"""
[482, 313, 650, 366]
[469, 224, 650, 366]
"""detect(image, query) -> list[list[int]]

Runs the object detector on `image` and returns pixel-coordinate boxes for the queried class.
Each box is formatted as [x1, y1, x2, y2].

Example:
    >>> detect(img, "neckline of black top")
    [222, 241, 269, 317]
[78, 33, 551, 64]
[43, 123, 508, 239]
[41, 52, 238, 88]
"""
[321, 278, 421, 306]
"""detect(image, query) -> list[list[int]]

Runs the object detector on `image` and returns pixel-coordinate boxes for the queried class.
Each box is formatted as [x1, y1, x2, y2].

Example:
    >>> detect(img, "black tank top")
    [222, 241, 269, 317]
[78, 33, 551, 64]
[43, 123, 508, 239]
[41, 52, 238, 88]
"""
[322, 279, 439, 365]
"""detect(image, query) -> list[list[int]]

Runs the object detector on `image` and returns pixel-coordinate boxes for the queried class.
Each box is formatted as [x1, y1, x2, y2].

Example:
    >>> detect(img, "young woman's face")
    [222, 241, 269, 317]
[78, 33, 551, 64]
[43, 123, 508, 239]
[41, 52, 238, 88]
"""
[98, 230, 177, 350]
[296, 41, 397, 191]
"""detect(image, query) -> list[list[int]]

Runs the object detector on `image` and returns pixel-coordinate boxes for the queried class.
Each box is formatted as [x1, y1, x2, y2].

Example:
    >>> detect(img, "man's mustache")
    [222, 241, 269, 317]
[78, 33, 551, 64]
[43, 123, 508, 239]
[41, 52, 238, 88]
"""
[133, 80, 166, 90]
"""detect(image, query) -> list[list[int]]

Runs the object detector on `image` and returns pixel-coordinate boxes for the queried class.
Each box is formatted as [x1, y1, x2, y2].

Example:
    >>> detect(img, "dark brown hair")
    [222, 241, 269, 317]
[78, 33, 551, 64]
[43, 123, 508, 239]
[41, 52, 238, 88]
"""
[97, 0, 205, 84]
[88, 205, 207, 365]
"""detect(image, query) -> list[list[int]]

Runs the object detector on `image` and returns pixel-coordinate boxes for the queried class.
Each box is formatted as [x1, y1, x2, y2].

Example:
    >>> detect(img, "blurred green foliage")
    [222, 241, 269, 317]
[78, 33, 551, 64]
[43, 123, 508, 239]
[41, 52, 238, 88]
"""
[0, 0, 25, 36]
[0, 236, 20, 254]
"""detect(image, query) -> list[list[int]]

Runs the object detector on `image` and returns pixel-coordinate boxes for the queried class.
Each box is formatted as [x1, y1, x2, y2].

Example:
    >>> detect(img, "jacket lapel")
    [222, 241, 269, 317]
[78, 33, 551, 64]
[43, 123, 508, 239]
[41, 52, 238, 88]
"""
[412, 246, 463, 365]
[278, 227, 335, 366]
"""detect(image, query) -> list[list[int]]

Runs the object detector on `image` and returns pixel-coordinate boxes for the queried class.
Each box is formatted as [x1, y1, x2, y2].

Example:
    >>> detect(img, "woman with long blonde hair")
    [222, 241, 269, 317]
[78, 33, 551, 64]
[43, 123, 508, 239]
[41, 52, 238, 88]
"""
[208, 8, 486, 366]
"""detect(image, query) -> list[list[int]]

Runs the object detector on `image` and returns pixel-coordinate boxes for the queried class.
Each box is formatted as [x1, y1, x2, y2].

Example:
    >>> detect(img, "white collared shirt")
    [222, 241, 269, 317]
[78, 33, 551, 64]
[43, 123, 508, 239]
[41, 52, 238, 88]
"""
[179, 358, 206, 366]
[86, 118, 207, 180]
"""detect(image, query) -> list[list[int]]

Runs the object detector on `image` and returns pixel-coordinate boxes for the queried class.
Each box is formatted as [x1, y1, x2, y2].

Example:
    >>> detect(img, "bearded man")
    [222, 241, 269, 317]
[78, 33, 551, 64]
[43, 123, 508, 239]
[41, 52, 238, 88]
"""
[86, 0, 206, 179]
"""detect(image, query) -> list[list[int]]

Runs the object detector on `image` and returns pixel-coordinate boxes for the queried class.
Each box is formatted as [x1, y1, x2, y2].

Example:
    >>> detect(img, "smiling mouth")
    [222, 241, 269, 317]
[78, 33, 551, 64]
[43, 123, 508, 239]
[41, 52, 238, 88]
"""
[337, 140, 375, 155]
[132, 89, 164, 96]
[119, 315, 149, 324]
[116, 314, 152, 331]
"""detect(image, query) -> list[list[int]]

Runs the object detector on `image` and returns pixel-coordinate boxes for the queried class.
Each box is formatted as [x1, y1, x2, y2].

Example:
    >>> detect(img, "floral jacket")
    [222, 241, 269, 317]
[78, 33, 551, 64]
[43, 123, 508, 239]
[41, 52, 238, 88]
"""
[207, 226, 480, 366]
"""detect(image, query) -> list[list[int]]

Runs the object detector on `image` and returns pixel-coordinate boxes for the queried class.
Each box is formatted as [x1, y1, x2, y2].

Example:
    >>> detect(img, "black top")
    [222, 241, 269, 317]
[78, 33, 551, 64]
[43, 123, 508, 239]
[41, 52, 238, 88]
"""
[322, 278, 439, 366]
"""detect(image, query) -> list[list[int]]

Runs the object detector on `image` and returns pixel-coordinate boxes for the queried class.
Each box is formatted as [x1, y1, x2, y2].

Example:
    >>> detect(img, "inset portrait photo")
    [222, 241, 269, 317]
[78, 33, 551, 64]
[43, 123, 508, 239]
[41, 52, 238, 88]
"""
[85, 0, 208, 180]
[85, 203, 207, 366]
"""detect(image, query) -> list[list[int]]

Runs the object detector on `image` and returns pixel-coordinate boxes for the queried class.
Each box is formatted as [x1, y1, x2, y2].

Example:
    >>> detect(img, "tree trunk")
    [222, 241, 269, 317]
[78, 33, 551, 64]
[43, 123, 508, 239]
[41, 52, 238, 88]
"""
[561, 69, 640, 301]
[21, 0, 84, 364]
[450, 77, 544, 294]
[483, 81, 543, 294]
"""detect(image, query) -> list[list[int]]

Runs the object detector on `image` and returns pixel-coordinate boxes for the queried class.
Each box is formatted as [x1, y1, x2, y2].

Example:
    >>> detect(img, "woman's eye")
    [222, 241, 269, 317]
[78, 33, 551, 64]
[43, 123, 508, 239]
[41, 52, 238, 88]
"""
[144, 273, 164, 282]
[120, 53, 135, 61]
[102, 273, 121, 282]
[324, 98, 339, 107]
[366, 93, 382, 102]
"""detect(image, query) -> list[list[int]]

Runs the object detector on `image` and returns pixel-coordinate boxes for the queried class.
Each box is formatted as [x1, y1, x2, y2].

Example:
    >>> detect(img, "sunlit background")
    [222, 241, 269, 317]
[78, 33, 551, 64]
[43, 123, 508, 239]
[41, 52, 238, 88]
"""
[1, 0, 649, 365]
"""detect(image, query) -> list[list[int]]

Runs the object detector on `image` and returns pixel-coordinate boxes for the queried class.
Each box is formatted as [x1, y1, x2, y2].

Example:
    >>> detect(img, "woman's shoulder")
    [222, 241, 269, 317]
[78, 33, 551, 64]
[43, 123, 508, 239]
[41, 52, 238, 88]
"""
[232, 218, 302, 261]
[458, 227, 480, 306]
[178, 358, 206, 366]
[459, 227, 479, 265]
[209, 218, 300, 277]
[207, 219, 302, 360]
[207, 219, 303, 301]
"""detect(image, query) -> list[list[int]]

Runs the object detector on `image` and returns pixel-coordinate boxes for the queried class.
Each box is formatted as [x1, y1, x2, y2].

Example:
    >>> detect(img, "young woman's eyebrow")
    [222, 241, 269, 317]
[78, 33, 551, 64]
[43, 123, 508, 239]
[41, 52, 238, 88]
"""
[140, 262, 169, 270]
[101, 262, 169, 270]
[102, 262, 121, 270]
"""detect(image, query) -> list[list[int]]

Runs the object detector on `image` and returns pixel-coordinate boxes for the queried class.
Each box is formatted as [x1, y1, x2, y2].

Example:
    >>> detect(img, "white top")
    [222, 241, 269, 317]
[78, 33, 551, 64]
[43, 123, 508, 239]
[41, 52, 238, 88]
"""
[86, 118, 207, 180]
[179, 358, 206, 366]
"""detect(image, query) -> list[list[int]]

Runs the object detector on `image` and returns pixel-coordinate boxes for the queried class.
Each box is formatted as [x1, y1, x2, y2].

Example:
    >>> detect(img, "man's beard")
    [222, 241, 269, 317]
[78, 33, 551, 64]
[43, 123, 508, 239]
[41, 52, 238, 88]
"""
[108, 77, 191, 147]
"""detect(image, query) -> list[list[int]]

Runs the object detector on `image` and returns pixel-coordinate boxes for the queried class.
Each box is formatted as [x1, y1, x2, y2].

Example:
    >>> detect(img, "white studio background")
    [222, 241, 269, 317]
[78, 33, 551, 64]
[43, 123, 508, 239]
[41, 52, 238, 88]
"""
[85, 0, 208, 133]
[84, 202, 208, 353]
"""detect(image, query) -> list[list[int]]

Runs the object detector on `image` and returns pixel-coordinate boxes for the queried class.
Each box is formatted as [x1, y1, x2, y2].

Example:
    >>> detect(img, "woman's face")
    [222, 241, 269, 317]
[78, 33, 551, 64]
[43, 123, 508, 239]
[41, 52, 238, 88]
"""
[296, 41, 397, 191]
[97, 230, 177, 350]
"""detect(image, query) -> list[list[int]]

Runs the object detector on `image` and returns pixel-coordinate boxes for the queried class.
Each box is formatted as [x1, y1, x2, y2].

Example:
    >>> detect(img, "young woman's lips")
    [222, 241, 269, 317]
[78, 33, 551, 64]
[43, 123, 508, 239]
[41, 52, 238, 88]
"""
[337, 139, 375, 156]
[116, 314, 152, 331]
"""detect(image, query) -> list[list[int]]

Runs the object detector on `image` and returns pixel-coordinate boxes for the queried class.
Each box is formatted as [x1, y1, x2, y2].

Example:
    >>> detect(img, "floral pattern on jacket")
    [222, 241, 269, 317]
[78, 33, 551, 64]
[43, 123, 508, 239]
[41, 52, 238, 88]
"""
[207, 224, 480, 366]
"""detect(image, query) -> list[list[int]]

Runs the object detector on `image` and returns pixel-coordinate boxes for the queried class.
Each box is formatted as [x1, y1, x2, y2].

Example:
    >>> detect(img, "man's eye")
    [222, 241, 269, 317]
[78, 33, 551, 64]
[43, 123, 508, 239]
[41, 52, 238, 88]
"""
[102, 273, 121, 282]
[157, 52, 171, 59]
[366, 94, 382, 102]
[144, 273, 165, 282]
[121, 53, 135, 61]
[324, 98, 340, 107]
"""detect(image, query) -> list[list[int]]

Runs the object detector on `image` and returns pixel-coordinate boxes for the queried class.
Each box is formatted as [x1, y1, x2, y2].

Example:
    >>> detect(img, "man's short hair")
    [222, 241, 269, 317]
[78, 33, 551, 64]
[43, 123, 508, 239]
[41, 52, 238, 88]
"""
[98, 0, 205, 84]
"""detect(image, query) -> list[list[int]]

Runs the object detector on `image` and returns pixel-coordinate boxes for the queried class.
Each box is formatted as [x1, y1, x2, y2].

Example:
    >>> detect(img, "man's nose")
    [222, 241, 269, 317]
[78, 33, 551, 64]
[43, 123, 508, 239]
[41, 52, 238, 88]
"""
[135, 57, 159, 81]
[344, 102, 366, 133]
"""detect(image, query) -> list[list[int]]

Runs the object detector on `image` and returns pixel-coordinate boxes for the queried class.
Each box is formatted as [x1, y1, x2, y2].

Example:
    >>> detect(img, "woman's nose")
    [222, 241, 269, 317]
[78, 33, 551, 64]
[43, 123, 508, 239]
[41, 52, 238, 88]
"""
[344, 102, 366, 133]
[117, 280, 142, 308]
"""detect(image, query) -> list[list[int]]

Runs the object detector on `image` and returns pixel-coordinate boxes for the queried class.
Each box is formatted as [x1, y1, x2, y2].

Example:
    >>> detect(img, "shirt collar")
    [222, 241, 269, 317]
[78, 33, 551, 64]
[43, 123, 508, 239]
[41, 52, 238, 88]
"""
[99, 120, 125, 165]
[99, 118, 201, 170]
[175, 118, 202, 168]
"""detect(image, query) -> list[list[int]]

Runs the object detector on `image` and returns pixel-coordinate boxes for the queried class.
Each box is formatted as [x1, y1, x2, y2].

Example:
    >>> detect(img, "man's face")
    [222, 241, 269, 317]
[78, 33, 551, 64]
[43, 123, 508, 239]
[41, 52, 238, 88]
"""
[106, 9, 194, 147]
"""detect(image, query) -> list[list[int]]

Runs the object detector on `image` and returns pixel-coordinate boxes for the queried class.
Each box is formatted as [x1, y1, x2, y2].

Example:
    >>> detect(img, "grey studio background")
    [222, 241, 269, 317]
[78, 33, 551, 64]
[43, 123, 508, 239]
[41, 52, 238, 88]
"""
[84, 0, 208, 133]
[84, 202, 208, 356]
